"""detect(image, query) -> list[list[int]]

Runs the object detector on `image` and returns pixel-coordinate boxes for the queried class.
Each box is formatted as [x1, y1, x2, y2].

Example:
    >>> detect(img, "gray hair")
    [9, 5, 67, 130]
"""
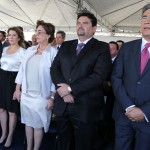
[142, 3, 150, 15]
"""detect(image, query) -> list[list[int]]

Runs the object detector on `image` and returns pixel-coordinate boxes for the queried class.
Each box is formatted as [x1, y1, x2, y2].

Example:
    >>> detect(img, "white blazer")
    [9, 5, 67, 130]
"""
[15, 44, 57, 98]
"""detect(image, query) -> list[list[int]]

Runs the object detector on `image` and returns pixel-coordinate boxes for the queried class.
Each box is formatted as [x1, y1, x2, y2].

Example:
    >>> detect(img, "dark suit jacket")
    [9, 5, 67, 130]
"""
[112, 38, 150, 134]
[51, 38, 112, 123]
[2, 41, 9, 49]
[0, 41, 3, 58]
[0, 41, 9, 58]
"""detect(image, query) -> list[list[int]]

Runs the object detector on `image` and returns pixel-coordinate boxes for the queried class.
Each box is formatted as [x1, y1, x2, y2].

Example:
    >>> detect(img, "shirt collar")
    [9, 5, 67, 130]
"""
[78, 37, 92, 45]
[141, 38, 150, 52]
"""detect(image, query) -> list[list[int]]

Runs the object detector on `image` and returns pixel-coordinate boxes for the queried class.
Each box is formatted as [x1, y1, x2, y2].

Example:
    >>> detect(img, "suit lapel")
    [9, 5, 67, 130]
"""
[134, 39, 142, 76]
[70, 40, 78, 63]
[72, 38, 94, 66]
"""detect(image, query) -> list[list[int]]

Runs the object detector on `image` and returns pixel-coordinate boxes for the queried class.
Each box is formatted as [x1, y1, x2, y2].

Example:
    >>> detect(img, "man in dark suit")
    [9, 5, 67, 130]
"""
[112, 3, 150, 150]
[99, 41, 119, 150]
[51, 11, 111, 150]
[56, 30, 66, 50]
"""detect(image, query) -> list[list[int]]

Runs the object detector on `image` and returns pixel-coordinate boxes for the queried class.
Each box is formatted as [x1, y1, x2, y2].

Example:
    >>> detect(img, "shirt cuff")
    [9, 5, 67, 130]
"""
[125, 105, 136, 112]
[144, 114, 149, 122]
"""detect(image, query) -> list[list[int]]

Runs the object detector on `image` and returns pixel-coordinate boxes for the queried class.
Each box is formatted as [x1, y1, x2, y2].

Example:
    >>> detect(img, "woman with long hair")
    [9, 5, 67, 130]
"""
[0, 27, 26, 149]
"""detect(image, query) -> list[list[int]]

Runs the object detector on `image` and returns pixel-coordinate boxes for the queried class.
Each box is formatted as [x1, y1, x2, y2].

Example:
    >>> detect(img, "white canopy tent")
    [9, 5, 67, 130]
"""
[0, 0, 149, 41]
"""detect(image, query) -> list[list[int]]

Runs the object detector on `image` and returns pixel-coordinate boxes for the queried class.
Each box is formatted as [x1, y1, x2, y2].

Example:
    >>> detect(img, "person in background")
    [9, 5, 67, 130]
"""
[55, 30, 66, 50]
[0, 31, 9, 49]
[101, 41, 119, 149]
[109, 41, 119, 62]
[116, 40, 124, 49]
[0, 27, 26, 149]
[31, 34, 37, 46]
[51, 11, 111, 150]
[0, 42, 3, 58]
[112, 3, 150, 150]
[13, 20, 57, 150]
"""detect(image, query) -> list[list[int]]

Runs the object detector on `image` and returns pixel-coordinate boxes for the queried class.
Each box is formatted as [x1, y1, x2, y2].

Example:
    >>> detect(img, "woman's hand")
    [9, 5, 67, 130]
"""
[47, 99, 54, 109]
[13, 90, 21, 102]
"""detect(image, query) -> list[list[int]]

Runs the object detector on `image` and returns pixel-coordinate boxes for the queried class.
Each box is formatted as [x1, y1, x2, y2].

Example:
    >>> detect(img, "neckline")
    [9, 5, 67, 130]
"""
[37, 44, 49, 53]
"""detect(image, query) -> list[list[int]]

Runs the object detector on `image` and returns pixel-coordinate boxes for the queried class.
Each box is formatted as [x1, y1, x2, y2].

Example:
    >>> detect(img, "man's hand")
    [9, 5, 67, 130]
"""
[57, 83, 70, 97]
[63, 94, 74, 103]
[125, 107, 145, 122]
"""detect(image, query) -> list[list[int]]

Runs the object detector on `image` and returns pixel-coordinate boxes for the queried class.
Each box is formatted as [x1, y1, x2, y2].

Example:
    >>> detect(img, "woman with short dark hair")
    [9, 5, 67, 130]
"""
[14, 20, 57, 150]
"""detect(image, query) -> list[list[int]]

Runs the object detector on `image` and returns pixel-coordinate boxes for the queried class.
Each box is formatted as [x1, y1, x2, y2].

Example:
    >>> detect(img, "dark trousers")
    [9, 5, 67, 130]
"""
[115, 116, 150, 150]
[57, 103, 97, 150]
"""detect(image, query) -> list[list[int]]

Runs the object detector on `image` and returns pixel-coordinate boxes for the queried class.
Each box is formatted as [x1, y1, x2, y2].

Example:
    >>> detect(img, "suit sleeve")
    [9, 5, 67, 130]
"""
[140, 102, 150, 121]
[111, 45, 135, 110]
[50, 48, 66, 88]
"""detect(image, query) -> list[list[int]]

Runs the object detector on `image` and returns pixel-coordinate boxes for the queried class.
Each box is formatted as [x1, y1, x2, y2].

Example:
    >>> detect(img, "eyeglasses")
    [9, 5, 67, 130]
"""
[35, 30, 46, 35]
[141, 16, 150, 21]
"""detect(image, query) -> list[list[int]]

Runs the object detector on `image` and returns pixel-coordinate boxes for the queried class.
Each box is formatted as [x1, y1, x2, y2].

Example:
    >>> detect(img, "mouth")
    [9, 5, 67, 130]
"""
[144, 27, 150, 29]
[78, 27, 84, 31]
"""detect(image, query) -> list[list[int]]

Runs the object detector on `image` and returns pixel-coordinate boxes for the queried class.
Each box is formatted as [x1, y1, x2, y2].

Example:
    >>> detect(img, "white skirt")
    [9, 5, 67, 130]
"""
[20, 93, 52, 132]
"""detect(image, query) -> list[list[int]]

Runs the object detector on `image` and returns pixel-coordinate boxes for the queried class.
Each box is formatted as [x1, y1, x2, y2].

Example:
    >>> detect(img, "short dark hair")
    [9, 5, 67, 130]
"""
[7, 27, 25, 47]
[77, 10, 97, 27]
[142, 3, 150, 15]
[109, 41, 119, 51]
[56, 30, 66, 39]
[0, 31, 6, 37]
[36, 20, 55, 43]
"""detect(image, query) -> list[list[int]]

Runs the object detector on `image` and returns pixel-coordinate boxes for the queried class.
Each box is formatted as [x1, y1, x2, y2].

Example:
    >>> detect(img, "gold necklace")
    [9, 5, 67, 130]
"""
[37, 47, 45, 53]
[37, 44, 49, 53]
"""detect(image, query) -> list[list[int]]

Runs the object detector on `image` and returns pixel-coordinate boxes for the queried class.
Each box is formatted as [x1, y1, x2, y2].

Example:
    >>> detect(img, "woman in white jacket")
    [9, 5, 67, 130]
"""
[13, 20, 57, 150]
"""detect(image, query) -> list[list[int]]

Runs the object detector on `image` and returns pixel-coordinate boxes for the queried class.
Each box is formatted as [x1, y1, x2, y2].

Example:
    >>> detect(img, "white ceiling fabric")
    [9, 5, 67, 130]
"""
[0, 0, 149, 35]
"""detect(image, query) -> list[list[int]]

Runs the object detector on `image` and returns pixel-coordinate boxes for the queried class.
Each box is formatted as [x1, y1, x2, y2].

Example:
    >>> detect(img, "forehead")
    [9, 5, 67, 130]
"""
[109, 43, 117, 48]
[8, 30, 17, 34]
[143, 9, 150, 16]
[56, 33, 62, 37]
[77, 16, 92, 23]
[36, 25, 45, 31]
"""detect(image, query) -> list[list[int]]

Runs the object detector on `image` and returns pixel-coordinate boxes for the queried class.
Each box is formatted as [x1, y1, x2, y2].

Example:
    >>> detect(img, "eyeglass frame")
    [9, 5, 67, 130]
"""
[140, 15, 150, 21]
[35, 30, 46, 35]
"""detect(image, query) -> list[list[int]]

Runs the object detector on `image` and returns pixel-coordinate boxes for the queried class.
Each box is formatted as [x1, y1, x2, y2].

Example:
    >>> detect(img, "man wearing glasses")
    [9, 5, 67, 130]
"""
[112, 3, 150, 150]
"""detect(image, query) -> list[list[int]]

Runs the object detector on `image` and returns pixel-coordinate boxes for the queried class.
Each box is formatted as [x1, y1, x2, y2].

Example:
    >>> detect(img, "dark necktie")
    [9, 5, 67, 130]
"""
[140, 43, 150, 74]
[57, 46, 60, 50]
[76, 43, 85, 55]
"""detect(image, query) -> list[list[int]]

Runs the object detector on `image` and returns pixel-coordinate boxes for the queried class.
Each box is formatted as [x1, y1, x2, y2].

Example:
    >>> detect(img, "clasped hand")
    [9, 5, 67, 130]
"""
[57, 83, 74, 103]
[125, 107, 145, 122]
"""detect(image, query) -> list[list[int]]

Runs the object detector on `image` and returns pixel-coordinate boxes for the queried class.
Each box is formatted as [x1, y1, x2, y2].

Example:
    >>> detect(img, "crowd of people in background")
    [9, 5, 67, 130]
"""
[0, 3, 150, 150]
